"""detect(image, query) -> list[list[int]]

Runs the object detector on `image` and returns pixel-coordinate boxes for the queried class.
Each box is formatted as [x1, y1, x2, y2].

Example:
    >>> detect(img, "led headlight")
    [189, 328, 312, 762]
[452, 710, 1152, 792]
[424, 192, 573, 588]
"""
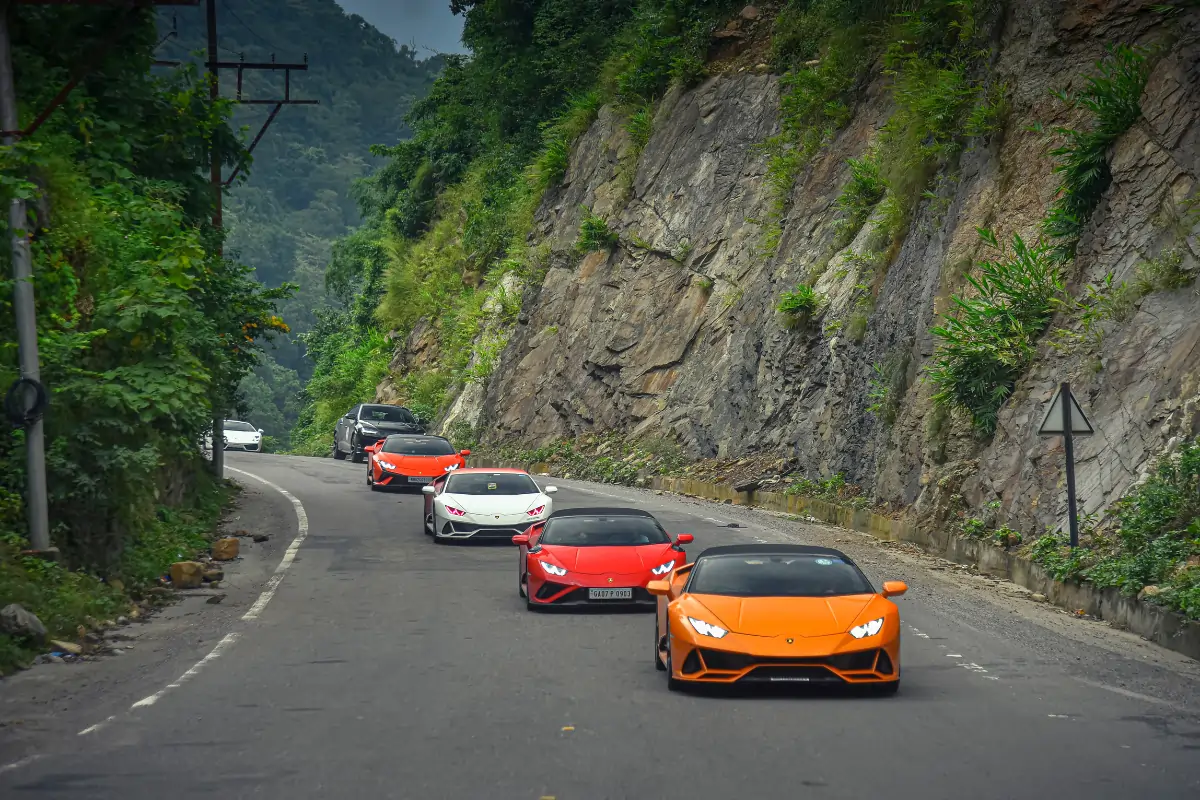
[527, 505, 546, 517]
[685, 617, 728, 639]
[377, 459, 396, 471]
[651, 561, 675, 576]
[849, 617, 885, 639]
[540, 561, 567, 577]
[445, 506, 467, 517]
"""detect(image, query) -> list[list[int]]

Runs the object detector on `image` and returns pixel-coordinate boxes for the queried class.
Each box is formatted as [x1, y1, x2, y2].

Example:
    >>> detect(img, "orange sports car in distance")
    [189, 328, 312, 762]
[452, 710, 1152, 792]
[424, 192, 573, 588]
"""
[648, 544, 907, 693]
[364, 434, 470, 491]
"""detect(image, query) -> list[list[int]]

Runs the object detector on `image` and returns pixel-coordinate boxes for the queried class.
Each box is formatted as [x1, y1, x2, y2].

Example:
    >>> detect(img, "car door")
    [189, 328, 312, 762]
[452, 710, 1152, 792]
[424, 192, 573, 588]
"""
[339, 405, 360, 449]
[426, 473, 449, 525]
[656, 563, 694, 648]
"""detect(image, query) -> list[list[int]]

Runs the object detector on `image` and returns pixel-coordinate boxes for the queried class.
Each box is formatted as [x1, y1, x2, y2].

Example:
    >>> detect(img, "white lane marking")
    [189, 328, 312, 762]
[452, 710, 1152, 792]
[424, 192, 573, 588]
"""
[947, 653, 963, 658]
[78, 715, 116, 736]
[226, 466, 311, 621]
[549, 480, 627, 501]
[130, 632, 240, 710]
[1068, 676, 1175, 708]
[0, 755, 42, 775]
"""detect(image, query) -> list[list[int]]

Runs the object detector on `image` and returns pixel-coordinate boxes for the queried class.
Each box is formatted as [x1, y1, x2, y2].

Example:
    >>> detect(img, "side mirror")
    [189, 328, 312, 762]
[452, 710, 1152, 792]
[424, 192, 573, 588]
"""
[646, 580, 670, 596]
[421, 485, 436, 495]
[512, 534, 530, 546]
[258, 429, 265, 435]
[881, 580, 908, 598]
[674, 534, 694, 545]
[545, 486, 558, 494]
[344, 413, 355, 420]
[460, 449, 471, 456]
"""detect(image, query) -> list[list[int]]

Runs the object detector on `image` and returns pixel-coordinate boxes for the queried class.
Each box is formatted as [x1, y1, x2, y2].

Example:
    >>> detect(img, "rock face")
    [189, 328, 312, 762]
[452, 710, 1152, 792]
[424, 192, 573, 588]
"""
[1, 603, 47, 644]
[451, 3, 1200, 539]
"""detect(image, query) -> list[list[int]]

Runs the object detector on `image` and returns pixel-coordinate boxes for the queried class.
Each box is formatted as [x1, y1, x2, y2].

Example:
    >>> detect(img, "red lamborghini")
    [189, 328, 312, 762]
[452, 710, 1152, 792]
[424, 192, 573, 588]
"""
[364, 434, 469, 491]
[512, 507, 693, 610]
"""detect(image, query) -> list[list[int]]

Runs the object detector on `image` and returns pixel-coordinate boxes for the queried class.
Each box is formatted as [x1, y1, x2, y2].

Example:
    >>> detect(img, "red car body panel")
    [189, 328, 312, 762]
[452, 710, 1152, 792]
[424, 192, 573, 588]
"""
[519, 530, 688, 606]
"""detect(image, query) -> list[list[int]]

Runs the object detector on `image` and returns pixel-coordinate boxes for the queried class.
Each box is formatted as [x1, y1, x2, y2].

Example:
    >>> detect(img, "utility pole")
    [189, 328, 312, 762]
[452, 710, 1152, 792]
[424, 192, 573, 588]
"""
[202, 0, 315, 479]
[0, 0, 50, 554]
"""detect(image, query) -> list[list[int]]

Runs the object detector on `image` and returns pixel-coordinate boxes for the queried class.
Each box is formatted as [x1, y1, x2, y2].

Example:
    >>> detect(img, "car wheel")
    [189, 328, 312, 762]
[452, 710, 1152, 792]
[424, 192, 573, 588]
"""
[332, 440, 346, 460]
[518, 555, 527, 599]
[654, 626, 666, 671]
[665, 638, 682, 692]
[424, 513, 435, 536]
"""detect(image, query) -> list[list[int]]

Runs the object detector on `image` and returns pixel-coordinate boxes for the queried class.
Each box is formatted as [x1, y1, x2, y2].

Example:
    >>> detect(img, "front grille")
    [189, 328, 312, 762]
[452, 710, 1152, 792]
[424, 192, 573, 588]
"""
[681, 650, 704, 674]
[697, 648, 881, 673]
[742, 665, 843, 683]
[449, 521, 532, 538]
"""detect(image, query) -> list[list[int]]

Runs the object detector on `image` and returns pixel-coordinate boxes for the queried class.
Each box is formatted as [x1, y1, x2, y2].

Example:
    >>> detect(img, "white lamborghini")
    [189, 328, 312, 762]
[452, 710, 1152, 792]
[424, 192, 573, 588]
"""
[422, 468, 557, 543]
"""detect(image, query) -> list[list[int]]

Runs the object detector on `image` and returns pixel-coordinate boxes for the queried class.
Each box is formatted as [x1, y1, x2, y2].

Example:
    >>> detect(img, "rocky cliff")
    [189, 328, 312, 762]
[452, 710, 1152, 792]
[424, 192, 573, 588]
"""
[385, 1, 1199, 543]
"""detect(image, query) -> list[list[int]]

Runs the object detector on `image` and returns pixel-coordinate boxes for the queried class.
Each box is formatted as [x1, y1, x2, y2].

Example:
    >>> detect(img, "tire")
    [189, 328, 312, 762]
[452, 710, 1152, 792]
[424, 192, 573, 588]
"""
[665, 639, 682, 692]
[518, 555, 527, 598]
[349, 434, 365, 463]
[332, 440, 346, 460]
[351, 451, 364, 464]
[424, 513, 435, 536]
[654, 626, 666, 671]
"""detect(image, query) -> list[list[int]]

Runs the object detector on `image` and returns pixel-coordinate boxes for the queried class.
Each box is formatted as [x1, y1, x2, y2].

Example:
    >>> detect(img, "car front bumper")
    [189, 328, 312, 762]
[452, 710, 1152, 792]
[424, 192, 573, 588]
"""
[434, 518, 536, 541]
[669, 632, 900, 685]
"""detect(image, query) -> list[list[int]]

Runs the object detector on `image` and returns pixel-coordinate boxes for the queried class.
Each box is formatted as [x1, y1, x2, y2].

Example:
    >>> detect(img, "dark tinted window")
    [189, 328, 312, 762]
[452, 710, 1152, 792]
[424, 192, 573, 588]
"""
[688, 554, 873, 597]
[382, 437, 455, 455]
[361, 405, 417, 423]
[224, 421, 257, 432]
[445, 473, 540, 495]
[540, 516, 670, 547]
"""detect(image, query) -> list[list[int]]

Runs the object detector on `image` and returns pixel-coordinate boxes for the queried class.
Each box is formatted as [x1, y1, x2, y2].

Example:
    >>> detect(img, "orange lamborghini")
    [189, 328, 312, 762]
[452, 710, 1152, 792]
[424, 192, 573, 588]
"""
[648, 544, 907, 693]
[364, 434, 470, 491]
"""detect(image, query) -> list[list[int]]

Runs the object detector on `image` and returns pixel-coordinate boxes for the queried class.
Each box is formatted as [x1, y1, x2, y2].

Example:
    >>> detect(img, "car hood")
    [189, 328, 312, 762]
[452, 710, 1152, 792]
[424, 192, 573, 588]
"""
[360, 421, 423, 434]
[224, 431, 259, 442]
[377, 454, 462, 475]
[540, 544, 677, 575]
[443, 492, 545, 515]
[686, 594, 878, 638]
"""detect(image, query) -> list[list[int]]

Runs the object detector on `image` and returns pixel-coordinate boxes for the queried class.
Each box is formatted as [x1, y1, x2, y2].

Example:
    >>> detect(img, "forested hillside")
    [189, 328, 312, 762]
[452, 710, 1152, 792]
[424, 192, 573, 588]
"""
[294, 0, 1200, 623]
[161, 0, 443, 444]
[0, 4, 287, 670]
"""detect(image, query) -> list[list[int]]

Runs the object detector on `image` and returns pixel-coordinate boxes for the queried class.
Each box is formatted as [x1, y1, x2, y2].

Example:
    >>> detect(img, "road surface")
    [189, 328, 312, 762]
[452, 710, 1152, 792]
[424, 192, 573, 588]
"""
[3, 452, 1199, 798]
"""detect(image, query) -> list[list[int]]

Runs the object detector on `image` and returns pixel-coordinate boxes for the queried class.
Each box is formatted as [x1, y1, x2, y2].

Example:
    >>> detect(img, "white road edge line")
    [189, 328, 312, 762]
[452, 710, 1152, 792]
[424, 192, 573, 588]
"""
[227, 466, 311, 621]
[0, 755, 43, 775]
[78, 715, 116, 736]
[130, 632, 240, 710]
[1069, 676, 1175, 708]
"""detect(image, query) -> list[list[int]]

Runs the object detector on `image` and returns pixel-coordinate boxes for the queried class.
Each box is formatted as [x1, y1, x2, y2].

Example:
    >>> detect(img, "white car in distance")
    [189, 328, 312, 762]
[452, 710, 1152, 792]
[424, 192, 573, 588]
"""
[204, 419, 265, 452]
[422, 469, 557, 543]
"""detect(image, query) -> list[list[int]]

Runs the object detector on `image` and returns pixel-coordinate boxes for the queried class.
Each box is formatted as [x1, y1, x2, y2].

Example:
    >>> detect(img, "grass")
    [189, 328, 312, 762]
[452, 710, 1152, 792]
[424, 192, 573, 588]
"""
[833, 154, 887, 247]
[783, 472, 871, 510]
[576, 208, 619, 253]
[777, 284, 823, 325]
[927, 228, 1064, 436]
[866, 350, 910, 426]
[1030, 438, 1200, 620]
[0, 478, 232, 674]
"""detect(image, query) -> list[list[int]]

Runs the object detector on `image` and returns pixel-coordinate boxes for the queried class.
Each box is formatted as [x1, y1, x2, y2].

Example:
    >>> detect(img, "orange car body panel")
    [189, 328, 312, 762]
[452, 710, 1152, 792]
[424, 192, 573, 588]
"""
[655, 563, 901, 685]
[365, 441, 466, 486]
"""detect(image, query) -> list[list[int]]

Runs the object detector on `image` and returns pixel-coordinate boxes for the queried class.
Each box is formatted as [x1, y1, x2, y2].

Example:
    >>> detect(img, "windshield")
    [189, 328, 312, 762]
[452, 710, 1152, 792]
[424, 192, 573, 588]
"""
[382, 437, 456, 455]
[361, 405, 417, 424]
[688, 554, 873, 597]
[540, 516, 670, 547]
[445, 473, 539, 495]
[224, 421, 257, 432]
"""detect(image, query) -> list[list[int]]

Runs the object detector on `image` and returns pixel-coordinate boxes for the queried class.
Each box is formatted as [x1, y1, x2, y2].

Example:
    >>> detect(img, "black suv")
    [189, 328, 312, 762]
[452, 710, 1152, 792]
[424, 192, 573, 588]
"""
[333, 404, 424, 462]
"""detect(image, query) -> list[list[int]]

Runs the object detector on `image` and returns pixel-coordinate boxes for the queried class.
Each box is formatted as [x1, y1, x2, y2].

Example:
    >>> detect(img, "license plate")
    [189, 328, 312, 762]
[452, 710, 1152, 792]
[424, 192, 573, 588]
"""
[588, 588, 633, 600]
[769, 676, 811, 682]
[407, 476, 432, 484]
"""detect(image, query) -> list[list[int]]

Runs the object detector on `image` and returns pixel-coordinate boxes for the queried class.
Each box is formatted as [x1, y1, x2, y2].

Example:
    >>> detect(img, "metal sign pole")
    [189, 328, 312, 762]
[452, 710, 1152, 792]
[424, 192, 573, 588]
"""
[1061, 382, 1080, 548]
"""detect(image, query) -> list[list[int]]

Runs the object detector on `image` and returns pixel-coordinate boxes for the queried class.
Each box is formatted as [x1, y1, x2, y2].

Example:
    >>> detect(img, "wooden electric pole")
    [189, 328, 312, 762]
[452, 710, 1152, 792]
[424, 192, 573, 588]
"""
[202, 0, 315, 478]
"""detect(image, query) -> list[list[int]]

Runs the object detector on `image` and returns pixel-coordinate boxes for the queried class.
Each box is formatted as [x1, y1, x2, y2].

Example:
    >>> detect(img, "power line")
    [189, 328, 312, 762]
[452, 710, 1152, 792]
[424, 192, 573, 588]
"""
[219, 0, 291, 57]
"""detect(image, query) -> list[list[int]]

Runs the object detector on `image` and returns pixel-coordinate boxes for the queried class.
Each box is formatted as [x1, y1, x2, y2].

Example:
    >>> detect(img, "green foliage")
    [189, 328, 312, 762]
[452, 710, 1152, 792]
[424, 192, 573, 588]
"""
[626, 104, 656, 149]
[964, 80, 1010, 138]
[834, 155, 887, 245]
[1030, 440, 1200, 619]
[927, 229, 1063, 435]
[783, 472, 870, 509]
[576, 208, 619, 253]
[866, 351, 910, 425]
[777, 284, 823, 322]
[1044, 45, 1151, 258]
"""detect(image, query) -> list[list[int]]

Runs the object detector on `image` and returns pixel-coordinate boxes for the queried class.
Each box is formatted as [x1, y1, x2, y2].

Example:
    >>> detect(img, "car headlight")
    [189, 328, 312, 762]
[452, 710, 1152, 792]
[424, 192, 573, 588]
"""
[540, 561, 567, 577]
[685, 617, 727, 639]
[849, 617, 885, 639]
[445, 505, 466, 517]
[377, 459, 396, 471]
[358, 424, 379, 435]
[527, 505, 546, 517]
[651, 561, 675, 576]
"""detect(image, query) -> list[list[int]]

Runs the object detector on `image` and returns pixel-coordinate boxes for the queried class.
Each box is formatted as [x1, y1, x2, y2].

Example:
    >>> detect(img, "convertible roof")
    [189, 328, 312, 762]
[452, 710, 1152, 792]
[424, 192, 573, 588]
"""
[384, 433, 448, 440]
[547, 507, 656, 519]
[697, 544, 847, 559]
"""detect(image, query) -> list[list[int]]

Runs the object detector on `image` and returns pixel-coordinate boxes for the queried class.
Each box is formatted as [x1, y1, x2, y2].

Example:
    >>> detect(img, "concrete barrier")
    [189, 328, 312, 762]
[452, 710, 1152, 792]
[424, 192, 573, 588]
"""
[475, 457, 1200, 661]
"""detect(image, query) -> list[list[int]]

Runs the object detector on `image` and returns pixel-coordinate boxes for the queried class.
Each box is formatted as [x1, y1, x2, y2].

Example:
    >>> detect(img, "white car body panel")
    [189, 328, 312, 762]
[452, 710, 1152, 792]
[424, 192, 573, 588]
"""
[432, 491, 552, 539]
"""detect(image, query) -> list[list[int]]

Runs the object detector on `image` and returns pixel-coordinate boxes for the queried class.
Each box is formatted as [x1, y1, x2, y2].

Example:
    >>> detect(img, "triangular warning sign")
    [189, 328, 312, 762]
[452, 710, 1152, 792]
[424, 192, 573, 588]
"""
[1038, 385, 1095, 436]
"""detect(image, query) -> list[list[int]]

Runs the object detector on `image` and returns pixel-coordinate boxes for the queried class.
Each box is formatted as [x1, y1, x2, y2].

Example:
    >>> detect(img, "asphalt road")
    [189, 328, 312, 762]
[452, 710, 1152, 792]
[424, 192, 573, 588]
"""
[3, 453, 1199, 799]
